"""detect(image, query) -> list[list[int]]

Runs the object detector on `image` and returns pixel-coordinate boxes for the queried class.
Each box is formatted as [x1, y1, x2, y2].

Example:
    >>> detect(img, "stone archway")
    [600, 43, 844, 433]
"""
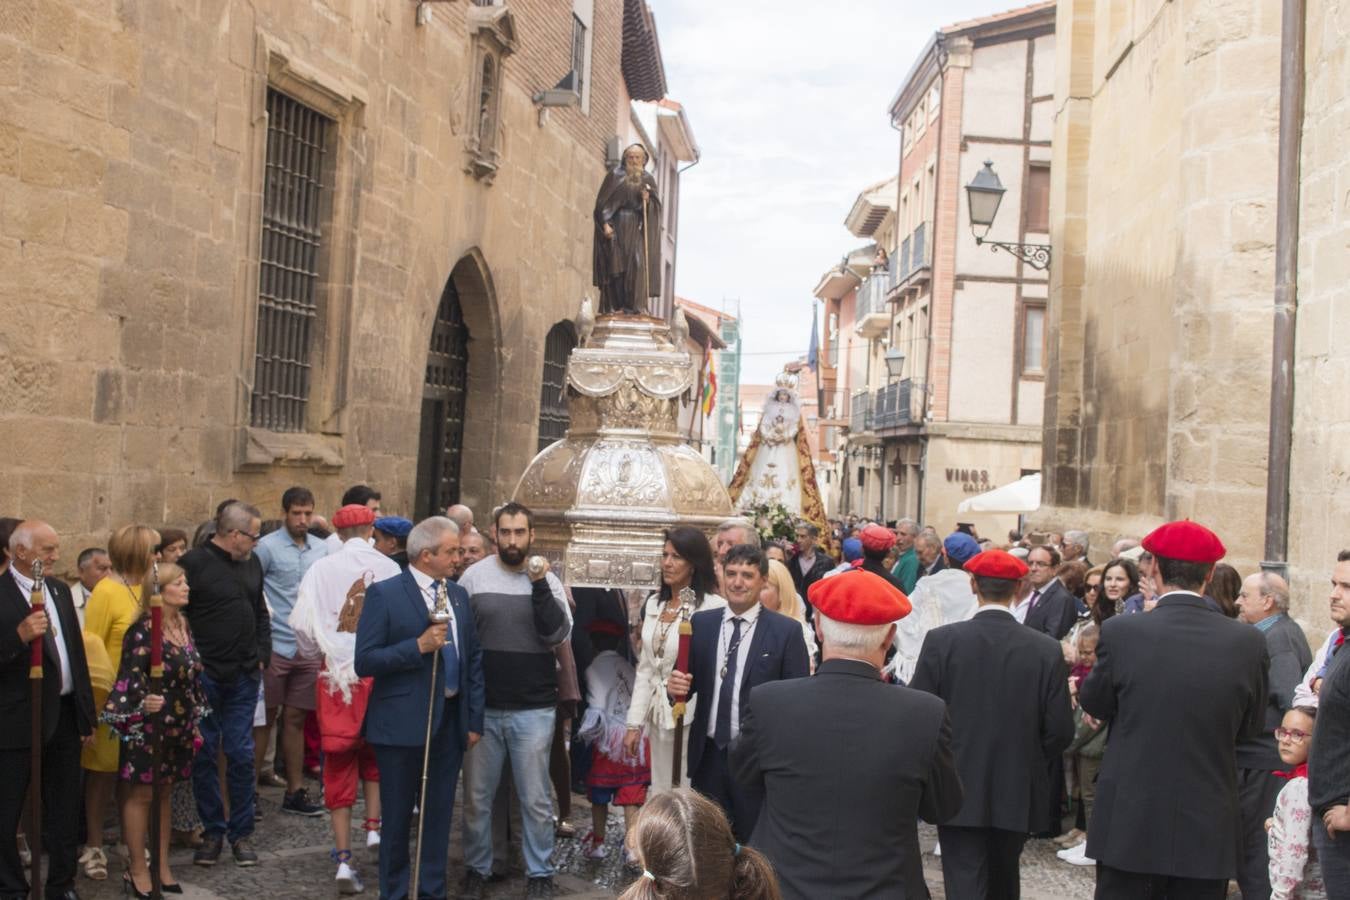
[414, 251, 501, 520]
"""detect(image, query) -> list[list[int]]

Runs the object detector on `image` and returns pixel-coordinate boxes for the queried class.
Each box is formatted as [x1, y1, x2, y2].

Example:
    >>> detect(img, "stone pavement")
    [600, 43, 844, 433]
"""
[69, 782, 1096, 899]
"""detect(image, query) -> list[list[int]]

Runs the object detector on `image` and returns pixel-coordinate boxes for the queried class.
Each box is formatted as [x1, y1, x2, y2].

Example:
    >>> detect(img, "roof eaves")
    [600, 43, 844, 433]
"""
[622, 0, 668, 102]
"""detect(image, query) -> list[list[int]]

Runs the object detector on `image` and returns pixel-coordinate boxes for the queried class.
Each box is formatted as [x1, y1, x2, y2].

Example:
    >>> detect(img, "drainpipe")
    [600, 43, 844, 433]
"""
[1262, 0, 1307, 579]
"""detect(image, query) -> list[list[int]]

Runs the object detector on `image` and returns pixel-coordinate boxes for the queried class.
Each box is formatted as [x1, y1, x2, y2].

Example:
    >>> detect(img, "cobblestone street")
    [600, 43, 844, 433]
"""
[64, 781, 1095, 899]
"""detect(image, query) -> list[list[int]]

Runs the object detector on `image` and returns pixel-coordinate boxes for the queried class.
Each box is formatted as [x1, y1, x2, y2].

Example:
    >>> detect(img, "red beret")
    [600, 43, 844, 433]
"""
[332, 504, 375, 529]
[586, 619, 626, 637]
[1141, 520, 1226, 564]
[808, 568, 911, 625]
[964, 549, 1029, 580]
[860, 524, 896, 553]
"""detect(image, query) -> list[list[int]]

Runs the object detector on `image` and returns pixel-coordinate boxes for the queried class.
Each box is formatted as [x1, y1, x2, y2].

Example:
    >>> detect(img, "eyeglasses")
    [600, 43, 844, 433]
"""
[236, 530, 261, 542]
[1275, 727, 1311, 743]
[1086, 584, 1101, 592]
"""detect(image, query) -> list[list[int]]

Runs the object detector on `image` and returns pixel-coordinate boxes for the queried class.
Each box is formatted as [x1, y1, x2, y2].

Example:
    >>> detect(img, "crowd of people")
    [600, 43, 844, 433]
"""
[4, 495, 1350, 900]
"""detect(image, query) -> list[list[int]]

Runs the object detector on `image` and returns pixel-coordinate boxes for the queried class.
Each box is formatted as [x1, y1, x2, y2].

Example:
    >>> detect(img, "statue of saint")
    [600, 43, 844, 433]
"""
[592, 143, 662, 315]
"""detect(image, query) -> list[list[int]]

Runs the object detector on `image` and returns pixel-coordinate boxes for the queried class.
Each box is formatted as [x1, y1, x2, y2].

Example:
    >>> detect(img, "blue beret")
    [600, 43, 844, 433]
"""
[373, 516, 413, 538]
[943, 532, 980, 564]
[841, 538, 863, 562]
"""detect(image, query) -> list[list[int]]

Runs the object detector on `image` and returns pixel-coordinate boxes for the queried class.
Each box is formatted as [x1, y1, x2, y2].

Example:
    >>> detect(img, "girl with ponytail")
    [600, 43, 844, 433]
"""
[619, 789, 781, 900]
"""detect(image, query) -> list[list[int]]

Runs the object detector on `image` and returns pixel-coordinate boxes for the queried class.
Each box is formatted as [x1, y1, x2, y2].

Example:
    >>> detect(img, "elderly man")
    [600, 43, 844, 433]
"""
[445, 504, 475, 535]
[0, 521, 97, 900]
[890, 519, 921, 593]
[713, 518, 757, 596]
[1232, 571, 1312, 900]
[735, 568, 961, 899]
[1022, 544, 1078, 640]
[460, 530, 492, 569]
[355, 517, 484, 900]
[1080, 521, 1267, 898]
[915, 532, 946, 578]
[69, 546, 110, 628]
[1063, 530, 1090, 564]
[181, 501, 271, 867]
[912, 550, 1074, 899]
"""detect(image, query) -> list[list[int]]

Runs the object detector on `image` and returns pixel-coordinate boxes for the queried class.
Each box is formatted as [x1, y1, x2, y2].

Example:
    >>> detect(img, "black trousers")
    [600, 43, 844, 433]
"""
[937, 825, 1027, 900]
[0, 696, 83, 898]
[691, 738, 762, 843]
[1094, 863, 1227, 899]
[1236, 767, 1281, 900]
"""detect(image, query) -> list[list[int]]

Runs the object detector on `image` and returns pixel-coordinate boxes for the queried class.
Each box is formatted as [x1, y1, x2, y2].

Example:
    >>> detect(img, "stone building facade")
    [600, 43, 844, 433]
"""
[0, 0, 685, 556]
[1040, 0, 1348, 621]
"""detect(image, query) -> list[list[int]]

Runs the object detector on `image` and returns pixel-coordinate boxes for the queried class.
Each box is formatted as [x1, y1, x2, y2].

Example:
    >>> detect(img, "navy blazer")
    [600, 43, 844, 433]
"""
[354, 568, 485, 749]
[684, 605, 809, 777]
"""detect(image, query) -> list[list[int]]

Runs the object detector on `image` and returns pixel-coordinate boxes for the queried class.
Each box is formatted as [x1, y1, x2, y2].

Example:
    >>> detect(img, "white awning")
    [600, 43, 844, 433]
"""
[956, 473, 1041, 514]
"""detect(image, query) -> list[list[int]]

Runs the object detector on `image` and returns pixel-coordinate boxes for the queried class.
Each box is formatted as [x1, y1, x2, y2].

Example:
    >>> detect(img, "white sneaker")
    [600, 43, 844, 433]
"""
[581, 831, 607, 860]
[336, 861, 364, 894]
[365, 829, 380, 854]
[1057, 840, 1095, 866]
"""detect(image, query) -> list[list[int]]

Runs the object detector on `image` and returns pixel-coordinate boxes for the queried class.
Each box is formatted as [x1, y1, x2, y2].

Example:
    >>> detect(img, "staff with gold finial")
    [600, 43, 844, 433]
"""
[27, 558, 45, 900]
[147, 561, 165, 900]
[410, 578, 452, 900]
[669, 586, 695, 786]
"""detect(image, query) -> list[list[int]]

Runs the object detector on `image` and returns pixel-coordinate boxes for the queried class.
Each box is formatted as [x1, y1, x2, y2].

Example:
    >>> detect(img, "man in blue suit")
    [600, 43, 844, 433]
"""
[355, 516, 485, 900]
[667, 542, 810, 841]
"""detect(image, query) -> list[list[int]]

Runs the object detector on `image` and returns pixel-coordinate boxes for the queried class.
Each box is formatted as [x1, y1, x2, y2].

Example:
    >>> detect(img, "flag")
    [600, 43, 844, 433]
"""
[702, 341, 717, 416]
[806, 308, 820, 373]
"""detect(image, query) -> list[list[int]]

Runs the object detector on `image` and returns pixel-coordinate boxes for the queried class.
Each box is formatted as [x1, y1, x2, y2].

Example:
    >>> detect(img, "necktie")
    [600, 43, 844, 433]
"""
[714, 617, 743, 749]
[1028, 589, 1042, 613]
[437, 581, 460, 696]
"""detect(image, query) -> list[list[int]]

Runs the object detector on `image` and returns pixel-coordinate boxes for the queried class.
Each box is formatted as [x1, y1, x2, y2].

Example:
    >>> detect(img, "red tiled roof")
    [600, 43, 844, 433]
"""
[941, 1, 1055, 35]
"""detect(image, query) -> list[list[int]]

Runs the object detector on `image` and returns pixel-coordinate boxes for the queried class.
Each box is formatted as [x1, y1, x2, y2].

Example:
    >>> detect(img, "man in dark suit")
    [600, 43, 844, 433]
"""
[910, 549, 1074, 899]
[355, 516, 485, 900]
[0, 520, 96, 900]
[1233, 571, 1312, 900]
[667, 543, 809, 841]
[733, 567, 962, 899]
[1022, 544, 1078, 639]
[1080, 520, 1267, 899]
[789, 523, 833, 612]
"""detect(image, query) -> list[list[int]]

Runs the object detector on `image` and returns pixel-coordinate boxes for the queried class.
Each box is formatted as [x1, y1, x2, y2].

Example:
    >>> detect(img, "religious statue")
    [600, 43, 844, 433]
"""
[592, 143, 662, 315]
[728, 371, 830, 541]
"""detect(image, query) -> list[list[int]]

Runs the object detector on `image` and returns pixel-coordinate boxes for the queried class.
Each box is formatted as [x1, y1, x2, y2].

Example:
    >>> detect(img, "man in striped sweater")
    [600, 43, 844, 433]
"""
[457, 502, 572, 900]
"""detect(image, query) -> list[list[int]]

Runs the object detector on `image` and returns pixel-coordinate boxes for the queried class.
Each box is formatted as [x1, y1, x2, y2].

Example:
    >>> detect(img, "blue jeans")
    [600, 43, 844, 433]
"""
[463, 707, 556, 878]
[193, 670, 259, 843]
[1314, 820, 1350, 900]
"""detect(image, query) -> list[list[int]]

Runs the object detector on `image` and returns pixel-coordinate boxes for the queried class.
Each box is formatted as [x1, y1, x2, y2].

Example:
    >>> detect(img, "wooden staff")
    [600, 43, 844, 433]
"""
[669, 587, 695, 786]
[411, 580, 452, 900]
[28, 559, 45, 900]
[642, 189, 651, 309]
[148, 562, 164, 900]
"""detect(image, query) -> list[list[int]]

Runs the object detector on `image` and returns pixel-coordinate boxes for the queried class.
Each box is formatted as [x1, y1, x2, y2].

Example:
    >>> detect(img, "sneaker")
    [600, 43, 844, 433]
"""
[194, 834, 224, 867]
[257, 770, 286, 788]
[524, 876, 554, 899]
[581, 831, 607, 860]
[365, 828, 380, 856]
[282, 787, 325, 817]
[459, 870, 487, 900]
[336, 861, 364, 894]
[232, 838, 259, 867]
[1057, 839, 1095, 866]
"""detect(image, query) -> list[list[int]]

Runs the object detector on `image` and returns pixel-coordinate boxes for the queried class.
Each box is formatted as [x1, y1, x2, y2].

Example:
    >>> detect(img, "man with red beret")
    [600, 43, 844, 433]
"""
[910, 549, 1074, 900]
[1079, 520, 1267, 899]
[858, 524, 907, 593]
[733, 568, 962, 899]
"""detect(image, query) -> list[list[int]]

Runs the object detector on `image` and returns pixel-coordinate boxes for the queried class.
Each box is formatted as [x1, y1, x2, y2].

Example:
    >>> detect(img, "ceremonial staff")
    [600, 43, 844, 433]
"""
[669, 586, 695, 786]
[642, 188, 651, 308]
[410, 580, 452, 900]
[28, 560, 45, 900]
[148, 562, 165, 900]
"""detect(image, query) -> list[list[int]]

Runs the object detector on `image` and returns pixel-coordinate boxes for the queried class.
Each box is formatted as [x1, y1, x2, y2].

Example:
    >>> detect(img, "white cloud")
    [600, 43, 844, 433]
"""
[654, 0, 1005, 381]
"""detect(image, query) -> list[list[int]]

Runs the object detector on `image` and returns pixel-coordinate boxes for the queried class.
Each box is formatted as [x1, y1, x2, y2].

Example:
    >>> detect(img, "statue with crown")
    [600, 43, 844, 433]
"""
[727, 369, 830, 543]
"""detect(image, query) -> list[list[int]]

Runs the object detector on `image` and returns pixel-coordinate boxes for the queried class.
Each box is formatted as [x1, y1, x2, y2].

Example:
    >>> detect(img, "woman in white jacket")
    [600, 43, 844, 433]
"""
[622, 526, 725, 795]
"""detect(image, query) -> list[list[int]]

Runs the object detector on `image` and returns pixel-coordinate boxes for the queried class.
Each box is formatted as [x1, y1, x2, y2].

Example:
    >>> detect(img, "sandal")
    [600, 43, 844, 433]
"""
[80, 845, 109, 880]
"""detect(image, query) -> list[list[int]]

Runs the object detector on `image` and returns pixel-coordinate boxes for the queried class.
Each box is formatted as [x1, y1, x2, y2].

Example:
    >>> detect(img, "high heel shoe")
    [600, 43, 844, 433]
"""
[122, 873, 152, 899]
[161, 883, 184, 894]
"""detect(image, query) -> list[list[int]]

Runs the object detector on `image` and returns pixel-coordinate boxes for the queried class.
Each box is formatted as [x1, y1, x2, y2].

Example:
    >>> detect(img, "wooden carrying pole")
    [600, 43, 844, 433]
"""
[669, 587, 695, 786]
[28, 560, 45, 900]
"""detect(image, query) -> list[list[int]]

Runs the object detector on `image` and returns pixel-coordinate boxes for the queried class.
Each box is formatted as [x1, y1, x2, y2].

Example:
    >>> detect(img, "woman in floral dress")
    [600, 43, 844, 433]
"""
[103, 563, 209, 897]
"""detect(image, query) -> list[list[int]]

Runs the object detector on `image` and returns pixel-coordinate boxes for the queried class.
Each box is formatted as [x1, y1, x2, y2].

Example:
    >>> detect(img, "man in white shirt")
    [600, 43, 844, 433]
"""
[69, 546, 110, 628]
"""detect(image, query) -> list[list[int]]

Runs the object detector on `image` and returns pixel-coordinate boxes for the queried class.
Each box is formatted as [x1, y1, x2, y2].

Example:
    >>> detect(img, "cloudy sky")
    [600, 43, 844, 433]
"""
[655, 0, 1005, 384]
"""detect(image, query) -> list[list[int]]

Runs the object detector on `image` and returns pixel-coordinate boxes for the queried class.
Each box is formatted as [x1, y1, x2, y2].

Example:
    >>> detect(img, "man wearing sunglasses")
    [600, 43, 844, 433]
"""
[180, 501, 273, 868]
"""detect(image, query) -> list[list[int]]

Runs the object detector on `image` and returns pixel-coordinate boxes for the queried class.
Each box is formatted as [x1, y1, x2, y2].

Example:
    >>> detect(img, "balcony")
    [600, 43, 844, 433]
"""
[873, 379, 917, 431]
[889, 221, 933, 299]
[849, 390, 874, 437]
[854, 273, 891, 339]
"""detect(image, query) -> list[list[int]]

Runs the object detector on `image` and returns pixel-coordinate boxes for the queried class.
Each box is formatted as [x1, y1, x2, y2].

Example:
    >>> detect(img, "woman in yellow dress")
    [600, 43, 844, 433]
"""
[79, 524, 159, 880]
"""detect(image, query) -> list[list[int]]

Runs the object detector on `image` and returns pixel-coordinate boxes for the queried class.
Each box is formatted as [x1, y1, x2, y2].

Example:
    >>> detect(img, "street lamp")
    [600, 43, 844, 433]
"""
[964, 160, 1051, 270]
[884, 347, 906, 380]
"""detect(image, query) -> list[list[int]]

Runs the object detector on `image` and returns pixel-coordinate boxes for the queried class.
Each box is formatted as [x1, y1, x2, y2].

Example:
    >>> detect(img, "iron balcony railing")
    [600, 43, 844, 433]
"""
[895, 221, 931, 286]
[850, 390, 873, 433]
[873, 379, 915, 430]
[857, 272, 889, 319]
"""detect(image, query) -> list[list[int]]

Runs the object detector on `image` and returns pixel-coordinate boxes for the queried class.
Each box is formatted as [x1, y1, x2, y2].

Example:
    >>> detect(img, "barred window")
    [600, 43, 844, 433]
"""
[571, 14, 587, 102]
[250, 89, 333, 432]
[538, 321, 576, 451]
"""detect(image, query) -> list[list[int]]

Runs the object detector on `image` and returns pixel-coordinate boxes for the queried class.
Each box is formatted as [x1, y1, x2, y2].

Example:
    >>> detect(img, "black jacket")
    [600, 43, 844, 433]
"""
[790, 553, 833, 615]
[1079, 593, 1267, 880]
[1023, 579, 1078, 640]
[1235, 614, 1312, 770]
[910, 607, 1074, 833]
[732, 658, 963, 899]
[179, 541, 271, 682]
[1309, 631, 1350, 815]
[0, 572, 96, 749]
[861, 558, 908, 594]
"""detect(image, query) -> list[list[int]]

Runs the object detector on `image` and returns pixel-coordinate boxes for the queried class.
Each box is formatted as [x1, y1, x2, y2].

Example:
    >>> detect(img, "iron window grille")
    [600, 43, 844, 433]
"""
[571, 14, 587, 103]
[538, 321, 576, 451]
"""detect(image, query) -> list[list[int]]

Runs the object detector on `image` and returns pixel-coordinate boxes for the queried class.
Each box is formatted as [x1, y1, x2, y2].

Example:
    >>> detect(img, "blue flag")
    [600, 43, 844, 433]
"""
[806, 309, 819, 373]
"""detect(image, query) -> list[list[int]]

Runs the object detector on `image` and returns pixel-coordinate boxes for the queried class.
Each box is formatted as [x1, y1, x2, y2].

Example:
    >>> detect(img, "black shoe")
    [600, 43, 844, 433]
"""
[46, 890, 82, 900]
[232, 838, 259, 867]
[524, 877, 554, 899]
[281, 787, 324, 817]
[193, 834, 224, 867]
[161, 885, 183, 895]
[459, 870, 487, 900]
[121, 874, 150, 899]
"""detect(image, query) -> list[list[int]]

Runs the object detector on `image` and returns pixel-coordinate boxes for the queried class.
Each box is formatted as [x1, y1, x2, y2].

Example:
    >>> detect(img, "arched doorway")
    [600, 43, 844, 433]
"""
[414, 278, 470, 520]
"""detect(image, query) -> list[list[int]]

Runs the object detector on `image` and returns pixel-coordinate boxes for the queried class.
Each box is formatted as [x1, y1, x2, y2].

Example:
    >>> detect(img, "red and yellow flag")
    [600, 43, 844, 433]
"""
[702, 342, 717, 416]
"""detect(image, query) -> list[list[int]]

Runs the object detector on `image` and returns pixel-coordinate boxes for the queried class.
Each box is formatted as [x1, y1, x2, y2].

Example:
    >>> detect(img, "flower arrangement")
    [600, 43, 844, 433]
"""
[742, 502, 798, 544]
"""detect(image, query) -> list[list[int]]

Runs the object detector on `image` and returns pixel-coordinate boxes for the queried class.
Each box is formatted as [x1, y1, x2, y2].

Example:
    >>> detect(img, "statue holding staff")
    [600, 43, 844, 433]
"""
[593, 143, 662, 315]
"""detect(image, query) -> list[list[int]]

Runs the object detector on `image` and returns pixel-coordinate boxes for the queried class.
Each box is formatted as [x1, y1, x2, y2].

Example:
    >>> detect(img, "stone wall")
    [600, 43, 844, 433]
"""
[0, 0, 626, 562]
